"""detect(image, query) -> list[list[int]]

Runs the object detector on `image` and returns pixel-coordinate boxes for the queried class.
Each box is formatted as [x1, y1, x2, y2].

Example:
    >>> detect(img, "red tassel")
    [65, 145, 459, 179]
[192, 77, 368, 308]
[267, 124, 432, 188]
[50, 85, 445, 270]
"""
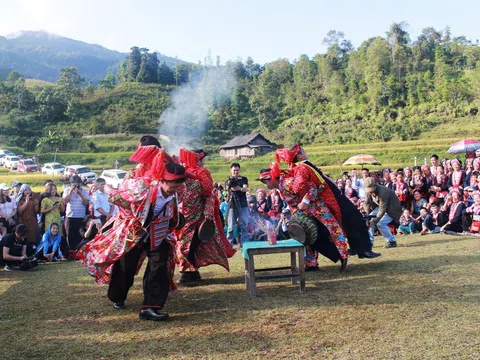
[146, 149, 166, 180]
[179, 148, 198, 169]
[129, 145, 160, 164]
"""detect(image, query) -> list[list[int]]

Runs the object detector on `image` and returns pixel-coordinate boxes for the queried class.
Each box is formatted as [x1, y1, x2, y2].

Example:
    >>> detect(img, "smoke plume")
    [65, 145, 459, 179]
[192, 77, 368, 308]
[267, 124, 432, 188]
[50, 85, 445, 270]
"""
[159, 66, 236, 154]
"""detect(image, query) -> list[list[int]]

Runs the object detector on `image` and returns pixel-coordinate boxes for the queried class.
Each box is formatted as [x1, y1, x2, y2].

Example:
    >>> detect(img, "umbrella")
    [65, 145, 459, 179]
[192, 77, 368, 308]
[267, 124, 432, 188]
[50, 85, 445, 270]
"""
[343, 154, 381, 168]
[447, 139, 480, 154]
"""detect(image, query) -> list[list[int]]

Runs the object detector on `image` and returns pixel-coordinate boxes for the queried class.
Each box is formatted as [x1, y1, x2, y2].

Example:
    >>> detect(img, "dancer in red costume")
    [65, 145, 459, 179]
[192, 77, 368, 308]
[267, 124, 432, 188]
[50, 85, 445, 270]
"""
[175, 148, 235, 284]
[274, 144, 380, 269]
[257, 163, 348, 272]
[78, 136, 186, 321]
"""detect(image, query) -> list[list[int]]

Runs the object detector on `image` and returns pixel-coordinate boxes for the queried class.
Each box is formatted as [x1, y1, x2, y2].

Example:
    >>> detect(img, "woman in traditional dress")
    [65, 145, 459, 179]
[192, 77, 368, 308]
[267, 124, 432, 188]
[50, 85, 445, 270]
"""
[344, 178, 359, 206]
[432, 165, 449, 200]
[41, 183, 64, 236]
[448, 159, 465, 192]
[258, 162, 348, 272]
[16, 184, 39, 250]
[175, 148, 235, 284]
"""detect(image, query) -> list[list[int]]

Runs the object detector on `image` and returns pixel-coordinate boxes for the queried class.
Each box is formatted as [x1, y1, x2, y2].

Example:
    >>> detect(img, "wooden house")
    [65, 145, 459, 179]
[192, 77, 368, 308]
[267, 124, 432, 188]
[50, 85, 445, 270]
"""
[219, 133, 276, 159]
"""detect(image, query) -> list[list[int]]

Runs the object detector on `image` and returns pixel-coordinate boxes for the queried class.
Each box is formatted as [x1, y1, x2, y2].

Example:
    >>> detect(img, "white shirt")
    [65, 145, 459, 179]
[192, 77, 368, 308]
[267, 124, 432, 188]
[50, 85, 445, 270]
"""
[358, 179, 366, 199]
[63, 187, 90, 218]
[92, 190, 112, 218]
[153, 187, 175, 217]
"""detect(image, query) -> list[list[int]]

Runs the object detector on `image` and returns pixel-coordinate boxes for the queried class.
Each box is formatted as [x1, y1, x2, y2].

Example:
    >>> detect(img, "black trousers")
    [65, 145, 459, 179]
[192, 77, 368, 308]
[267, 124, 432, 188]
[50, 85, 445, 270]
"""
[462, 211, 472, 232]
[108, 240, 170, 309]
[66, 217, 84, 250]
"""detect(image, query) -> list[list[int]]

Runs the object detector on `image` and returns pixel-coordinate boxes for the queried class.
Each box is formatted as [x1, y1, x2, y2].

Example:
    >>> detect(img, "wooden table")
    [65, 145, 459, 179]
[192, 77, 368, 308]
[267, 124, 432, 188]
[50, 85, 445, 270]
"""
[241, 239, 306, 296]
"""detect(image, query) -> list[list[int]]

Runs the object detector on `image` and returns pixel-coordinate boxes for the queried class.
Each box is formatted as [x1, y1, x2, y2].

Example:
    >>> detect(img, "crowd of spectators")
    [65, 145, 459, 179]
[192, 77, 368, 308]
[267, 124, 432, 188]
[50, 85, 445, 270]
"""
[2, 149, 480, 270]
[0, 176, 112, 271]
[332, 151, 480, 237]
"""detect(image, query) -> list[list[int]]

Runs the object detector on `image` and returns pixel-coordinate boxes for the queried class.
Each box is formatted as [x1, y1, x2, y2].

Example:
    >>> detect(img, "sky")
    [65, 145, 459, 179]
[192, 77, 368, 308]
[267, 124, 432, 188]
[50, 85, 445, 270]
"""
[0, 0, 479, 64]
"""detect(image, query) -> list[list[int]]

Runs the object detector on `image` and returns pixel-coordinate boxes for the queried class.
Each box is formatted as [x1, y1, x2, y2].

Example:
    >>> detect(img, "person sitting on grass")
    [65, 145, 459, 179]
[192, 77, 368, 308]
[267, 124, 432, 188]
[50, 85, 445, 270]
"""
[421, 202, 442, 235]
[439, 191, 466, 234]
[0, 224, 36, 271]
[462, 191, 480, 233]
[398, 209, 415, 235]
[411, 190, 428, 218]
[414, 207, 429, 233]
[36, 223, 65, 262]
[393, 172, 408, 208]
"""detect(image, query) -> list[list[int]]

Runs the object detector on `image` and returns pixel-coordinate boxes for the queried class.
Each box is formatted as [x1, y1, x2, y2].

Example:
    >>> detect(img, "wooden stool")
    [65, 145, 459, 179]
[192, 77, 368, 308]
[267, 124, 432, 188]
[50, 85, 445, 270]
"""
[241, 239, 306, 296]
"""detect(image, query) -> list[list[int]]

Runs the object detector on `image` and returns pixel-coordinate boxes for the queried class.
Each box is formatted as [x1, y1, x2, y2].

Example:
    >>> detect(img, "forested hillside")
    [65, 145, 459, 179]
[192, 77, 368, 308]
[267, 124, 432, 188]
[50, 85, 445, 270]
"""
[0, 31, 179, 83]
[1, 23, 479, 154]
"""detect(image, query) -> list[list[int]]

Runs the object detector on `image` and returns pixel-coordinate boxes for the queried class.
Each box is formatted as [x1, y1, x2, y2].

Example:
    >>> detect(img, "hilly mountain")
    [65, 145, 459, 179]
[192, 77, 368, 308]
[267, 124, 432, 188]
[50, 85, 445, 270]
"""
[0, 31, 179, 83]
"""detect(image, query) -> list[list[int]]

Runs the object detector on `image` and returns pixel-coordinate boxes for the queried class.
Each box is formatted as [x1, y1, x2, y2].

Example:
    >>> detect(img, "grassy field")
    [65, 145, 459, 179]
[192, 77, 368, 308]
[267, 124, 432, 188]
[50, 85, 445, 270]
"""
[1, 232, 479, 359]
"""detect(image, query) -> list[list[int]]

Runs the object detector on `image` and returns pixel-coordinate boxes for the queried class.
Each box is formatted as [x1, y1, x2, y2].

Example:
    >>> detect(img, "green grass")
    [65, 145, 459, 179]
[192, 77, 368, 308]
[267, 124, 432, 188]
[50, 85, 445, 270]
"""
[1, 232, 479, 359]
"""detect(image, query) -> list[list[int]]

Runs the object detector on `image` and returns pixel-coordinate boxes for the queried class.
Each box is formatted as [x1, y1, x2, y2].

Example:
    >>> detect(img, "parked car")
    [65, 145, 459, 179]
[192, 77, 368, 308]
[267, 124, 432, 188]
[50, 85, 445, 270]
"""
[0, 149, 16, 156]
[18, 159, 39, 172]
[100, 169, 127, 188]
[41, 162, 65, 175]
[3, 155, 20, 169]
[0, 150, 15, 166]
[65, 165, 97, 183]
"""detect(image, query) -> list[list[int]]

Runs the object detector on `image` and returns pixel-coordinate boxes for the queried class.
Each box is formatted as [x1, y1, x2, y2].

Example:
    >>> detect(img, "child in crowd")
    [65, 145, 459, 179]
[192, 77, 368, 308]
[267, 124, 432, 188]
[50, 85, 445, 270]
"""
[414, 207, 429, 233]
[398, 209, 415, 235]
[421, 202, 442, 235]
[276, 208, 292, 240]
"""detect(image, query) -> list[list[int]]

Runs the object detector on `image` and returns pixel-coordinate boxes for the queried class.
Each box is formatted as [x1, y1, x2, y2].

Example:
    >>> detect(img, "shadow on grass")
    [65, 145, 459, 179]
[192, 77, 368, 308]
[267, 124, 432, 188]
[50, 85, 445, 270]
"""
[403, 235, 473, 247]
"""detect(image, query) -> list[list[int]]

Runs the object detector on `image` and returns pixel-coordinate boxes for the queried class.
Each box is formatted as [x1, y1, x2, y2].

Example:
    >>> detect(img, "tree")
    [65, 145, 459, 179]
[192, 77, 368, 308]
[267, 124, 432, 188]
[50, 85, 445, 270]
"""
[84, 82, 96, 96]
[157, 62, 175, 85]
[99, 67, 116, 89]
[56, 67, 85, 98]
[7, 71, 22, 83]
[125, 46, 142, 82]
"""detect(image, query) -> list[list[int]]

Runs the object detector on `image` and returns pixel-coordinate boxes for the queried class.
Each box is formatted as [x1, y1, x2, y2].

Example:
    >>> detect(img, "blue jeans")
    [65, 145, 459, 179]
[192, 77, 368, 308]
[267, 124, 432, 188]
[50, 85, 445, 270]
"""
[399, 223, 415, 234]
[227, 207, 250, 246]
[369, 207, 395, 244]
[423, 215, 441, 233]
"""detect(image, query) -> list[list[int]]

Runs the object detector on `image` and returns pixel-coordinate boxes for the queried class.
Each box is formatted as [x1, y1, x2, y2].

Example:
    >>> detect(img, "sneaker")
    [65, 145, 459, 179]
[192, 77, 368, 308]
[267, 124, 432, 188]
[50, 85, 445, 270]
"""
[4, 264, 20, 271]
[384, 241, 397, 248]
[113, 302, 126, 310]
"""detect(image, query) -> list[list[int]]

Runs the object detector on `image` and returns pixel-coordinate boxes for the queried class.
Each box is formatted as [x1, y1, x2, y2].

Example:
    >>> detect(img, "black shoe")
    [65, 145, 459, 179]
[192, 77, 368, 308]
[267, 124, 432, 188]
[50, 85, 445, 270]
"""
[384, 241, 397, 248]
[305, 266, 319, 272]
[339, 258, 348, 273]
[348, 249, 358, 256]
[139, 308, 169, 321]
[358, 251, 381, 259]
[178, 271, 202, 284]
[113, 302, 125, 310]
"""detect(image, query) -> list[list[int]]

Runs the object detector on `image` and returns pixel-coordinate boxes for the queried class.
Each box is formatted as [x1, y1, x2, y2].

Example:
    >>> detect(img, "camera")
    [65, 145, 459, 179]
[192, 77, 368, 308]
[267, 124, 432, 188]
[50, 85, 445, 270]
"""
[226, 176, 239, 188]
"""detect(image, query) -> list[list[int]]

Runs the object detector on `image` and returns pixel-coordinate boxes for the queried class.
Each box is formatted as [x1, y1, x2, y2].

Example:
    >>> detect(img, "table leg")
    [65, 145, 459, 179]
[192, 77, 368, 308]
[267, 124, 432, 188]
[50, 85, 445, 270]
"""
[247, 250, 257, 296]
[244, 258, 249, 290]
[290, 251, 298, 285]
[298, 249, 306, 293]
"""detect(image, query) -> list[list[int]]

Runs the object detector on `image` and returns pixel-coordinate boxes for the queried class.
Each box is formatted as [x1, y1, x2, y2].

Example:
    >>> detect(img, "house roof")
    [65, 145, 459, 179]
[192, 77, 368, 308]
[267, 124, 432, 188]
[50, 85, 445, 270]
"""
[219, 133, 274, 149]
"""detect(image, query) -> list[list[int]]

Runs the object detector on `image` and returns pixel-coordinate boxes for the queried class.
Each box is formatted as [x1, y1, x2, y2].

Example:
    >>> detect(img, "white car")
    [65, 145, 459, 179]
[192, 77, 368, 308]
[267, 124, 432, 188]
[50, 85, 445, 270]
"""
[100, 169, 127, 188]
[41, 162, 65, 175]
[3, 155, 20, 169]
[0, 150, 16, 166]
[65, 165, 97, 183]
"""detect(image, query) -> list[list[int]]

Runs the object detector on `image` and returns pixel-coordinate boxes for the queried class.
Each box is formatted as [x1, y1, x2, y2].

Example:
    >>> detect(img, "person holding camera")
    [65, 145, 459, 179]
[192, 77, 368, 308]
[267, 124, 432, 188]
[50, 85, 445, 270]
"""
[1, 224, 36, 271]
[41, 183, 64, 237]
[225, 163, 250, 247]
[63, 176, 90, 252]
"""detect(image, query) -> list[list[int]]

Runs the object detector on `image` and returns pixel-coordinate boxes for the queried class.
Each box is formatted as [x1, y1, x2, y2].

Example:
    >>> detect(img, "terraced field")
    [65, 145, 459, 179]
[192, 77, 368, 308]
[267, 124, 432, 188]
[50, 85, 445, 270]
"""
[0, 136, 473, 192]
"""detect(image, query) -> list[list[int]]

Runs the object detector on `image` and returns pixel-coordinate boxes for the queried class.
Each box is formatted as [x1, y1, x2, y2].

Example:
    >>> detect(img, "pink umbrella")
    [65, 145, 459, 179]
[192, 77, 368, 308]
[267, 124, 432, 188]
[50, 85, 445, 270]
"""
[447, 139, 480, 154]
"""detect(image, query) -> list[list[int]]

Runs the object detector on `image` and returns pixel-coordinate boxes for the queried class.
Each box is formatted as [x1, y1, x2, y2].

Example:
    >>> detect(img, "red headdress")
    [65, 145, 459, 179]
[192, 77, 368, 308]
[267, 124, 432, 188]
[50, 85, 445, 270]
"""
[129, 145, 160, 164]
[275, 144, 300, 165]
[256, 163, 282, 182]
[179, 148, 199, 169]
